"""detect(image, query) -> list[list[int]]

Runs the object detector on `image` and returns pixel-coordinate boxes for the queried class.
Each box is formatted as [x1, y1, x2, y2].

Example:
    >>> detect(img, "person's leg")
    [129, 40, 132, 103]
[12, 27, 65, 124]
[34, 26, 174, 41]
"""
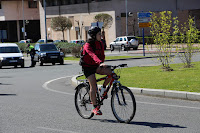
[96, 66, 112, 87]
[30, 54, 35, 67]
[87, 73, 102, 115]
[87, 74, 97, 105]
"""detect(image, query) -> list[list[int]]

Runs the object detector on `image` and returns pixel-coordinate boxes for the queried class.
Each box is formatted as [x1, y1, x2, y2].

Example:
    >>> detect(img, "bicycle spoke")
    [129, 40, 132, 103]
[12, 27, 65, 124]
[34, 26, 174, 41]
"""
[111, 86, 136, 123]
[75, 84, 94, 119]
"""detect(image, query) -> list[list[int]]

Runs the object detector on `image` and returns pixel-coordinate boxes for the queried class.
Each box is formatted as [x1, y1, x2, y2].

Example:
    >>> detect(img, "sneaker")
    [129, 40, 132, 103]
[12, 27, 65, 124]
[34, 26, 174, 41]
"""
[92, 106, 102, 115]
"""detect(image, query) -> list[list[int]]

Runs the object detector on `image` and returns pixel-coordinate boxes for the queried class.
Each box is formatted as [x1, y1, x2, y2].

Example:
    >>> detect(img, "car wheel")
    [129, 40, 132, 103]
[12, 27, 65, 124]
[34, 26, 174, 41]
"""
[21, 63, 24, 68]
[110, 45, 114, 51]
[14, 65, 17, 68]
[0, 62, 2, 69]
[121, 45, 126, 51]
[52, 63, 55, 65]
[133, 47, 138, 50]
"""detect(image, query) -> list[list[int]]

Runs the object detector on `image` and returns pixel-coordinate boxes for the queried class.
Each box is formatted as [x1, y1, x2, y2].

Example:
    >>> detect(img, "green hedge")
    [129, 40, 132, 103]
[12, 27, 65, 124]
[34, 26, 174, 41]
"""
[16, 42, 82, 57]
[137, 36, 154, 44]
[54, 42, 82, 57]
[137, 35, 200, 44]
[16, 43, 35, 53]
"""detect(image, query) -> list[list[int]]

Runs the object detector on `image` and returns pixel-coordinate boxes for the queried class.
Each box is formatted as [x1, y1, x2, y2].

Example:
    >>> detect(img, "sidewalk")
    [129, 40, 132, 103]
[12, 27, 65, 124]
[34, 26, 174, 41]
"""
[71, 74, 200, 101]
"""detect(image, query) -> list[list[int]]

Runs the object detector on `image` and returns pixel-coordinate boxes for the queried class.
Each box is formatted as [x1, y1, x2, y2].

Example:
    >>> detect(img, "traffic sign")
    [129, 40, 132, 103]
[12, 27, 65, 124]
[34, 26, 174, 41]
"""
[139, 22, 152, 28]
[137, 12, 152, 18]
[91, 22, 104, 29]
[138, 17, 151, 23]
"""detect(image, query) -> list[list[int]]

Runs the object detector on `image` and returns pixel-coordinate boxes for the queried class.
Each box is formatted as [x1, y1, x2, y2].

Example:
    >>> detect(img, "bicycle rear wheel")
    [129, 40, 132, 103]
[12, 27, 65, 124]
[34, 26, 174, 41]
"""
[75, 83, 94, 119]
[111, 86, 136, 123]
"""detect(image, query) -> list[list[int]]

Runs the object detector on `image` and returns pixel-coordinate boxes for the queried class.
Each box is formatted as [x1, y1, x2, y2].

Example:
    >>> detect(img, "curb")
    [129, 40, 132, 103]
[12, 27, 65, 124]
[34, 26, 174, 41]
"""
[71, 74, 200, 101]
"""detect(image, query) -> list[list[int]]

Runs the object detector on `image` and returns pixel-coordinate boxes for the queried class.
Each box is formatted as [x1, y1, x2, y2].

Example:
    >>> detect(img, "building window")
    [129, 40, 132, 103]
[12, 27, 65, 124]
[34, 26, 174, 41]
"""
[28, 1, 37, 8]
[61, 0, 69, 5]
[52, 0, 61, 6]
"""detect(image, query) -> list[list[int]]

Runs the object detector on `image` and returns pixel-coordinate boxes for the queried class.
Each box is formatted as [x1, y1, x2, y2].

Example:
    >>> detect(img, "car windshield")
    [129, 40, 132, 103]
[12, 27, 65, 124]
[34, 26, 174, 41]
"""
[127, 37, 137, 41]
[0, 46, 20, 53]
[40, 44, 58, 51]
[37, 40, 44, 43]
[48, 40, 53, 42]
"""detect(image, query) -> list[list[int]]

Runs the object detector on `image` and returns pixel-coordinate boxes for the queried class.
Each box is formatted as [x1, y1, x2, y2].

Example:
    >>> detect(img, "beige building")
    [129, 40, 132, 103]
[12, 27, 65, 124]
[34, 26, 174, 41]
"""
[39, 0, 200, 46]
[0, 0, 40, 42]
[0, 0, 199, 44]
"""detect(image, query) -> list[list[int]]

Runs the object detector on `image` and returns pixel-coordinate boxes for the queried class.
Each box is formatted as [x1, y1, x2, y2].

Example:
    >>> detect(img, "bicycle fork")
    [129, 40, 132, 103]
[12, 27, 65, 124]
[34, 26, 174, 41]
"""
[113, 81, 127, 106]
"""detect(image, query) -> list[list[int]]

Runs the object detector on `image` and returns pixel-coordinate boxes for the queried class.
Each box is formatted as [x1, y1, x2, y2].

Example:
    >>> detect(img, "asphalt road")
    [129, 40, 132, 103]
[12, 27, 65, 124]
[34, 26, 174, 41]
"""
[0, 55, 200, 133]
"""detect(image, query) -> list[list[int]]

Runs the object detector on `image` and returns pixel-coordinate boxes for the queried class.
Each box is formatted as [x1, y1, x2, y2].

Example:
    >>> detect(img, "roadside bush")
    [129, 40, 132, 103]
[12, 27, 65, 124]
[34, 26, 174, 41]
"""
[54, 42, 82, 57]
[71, 45, 82, 58]
[137, 36, 154, 44]
[16, 43, 35, 53]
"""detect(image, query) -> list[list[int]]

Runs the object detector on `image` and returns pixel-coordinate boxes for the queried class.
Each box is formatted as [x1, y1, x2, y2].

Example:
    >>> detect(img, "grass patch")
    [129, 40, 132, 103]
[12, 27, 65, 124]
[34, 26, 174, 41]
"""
[64, 56, 150, 61]
[77, 62, 200, 93]
[64, 56, 80, 61]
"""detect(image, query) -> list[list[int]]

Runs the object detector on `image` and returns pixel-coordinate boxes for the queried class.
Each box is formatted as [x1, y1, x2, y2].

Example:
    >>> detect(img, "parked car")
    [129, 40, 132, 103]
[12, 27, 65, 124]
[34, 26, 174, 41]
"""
[33, 43, 64, 66]
[53, 40, 68, 43]
[109, 36, 139, 51]
[0, 43, 24, 68]
[70, 40, 85, 45]
[18, 39, 33, 43]
[36, 39, 54, 44]
[18, 40, 31, 43]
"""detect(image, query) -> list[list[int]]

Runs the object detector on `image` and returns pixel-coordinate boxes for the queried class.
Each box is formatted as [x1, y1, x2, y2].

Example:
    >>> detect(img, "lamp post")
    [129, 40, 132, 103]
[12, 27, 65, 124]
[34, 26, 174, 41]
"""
[22, 0, 26, 40]
[125, 0, 128, 36]
[43, 0, 47, 43]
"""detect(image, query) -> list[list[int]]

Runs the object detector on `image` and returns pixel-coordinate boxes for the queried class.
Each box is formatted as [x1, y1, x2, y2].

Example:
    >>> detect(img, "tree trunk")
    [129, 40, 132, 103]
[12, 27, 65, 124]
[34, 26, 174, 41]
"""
[62, 30, 65, 40]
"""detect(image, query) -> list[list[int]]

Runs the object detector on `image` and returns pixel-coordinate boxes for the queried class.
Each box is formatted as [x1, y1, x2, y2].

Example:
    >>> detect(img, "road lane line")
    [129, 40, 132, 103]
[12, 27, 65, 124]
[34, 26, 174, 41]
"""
[37, 127, 78, 133]
[138, 101, 200, 110]
[43, 76, 200, 110]
[42, 76, 74, 96]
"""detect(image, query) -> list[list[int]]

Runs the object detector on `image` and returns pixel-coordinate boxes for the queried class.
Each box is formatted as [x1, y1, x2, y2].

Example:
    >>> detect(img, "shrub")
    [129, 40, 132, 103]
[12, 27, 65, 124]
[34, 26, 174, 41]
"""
[54, 42, 82, 57]
[16, 43, 35, 53]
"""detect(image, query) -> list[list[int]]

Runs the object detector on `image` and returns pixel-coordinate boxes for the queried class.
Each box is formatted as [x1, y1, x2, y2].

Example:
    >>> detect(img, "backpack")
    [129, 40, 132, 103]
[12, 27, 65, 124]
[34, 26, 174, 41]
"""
[79, 44, 96, 66]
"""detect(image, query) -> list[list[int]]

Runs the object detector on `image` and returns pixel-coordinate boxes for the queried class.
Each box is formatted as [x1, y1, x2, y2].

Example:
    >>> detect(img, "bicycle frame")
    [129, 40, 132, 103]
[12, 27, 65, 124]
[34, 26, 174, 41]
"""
[96, 72, 119, 106]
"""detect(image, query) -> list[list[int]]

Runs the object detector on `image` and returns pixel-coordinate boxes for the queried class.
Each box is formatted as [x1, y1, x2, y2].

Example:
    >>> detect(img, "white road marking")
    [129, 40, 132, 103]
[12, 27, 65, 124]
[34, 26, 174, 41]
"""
[37, 127, 78, 133]
[43, 76, 200, 110]
[138, 101, 200, 110]
[42, 76, 74, 96]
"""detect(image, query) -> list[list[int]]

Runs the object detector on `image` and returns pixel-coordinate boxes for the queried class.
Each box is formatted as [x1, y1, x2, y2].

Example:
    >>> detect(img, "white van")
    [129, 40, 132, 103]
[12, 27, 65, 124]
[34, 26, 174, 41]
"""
[0, 43, 24, 68]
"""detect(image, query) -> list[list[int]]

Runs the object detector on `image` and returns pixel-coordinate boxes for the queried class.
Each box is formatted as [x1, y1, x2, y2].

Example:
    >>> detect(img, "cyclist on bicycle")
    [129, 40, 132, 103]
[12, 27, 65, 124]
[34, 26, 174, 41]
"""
[81, 26, 112, 115]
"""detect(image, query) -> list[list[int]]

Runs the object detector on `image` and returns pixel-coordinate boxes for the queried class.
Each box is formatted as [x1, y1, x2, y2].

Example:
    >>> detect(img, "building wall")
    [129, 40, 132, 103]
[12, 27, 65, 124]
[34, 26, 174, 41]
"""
[39, 0, 200, 45]
[0, 1, 40, 42]
[45, 11, 115, 45]
[0, 1, 39, 21]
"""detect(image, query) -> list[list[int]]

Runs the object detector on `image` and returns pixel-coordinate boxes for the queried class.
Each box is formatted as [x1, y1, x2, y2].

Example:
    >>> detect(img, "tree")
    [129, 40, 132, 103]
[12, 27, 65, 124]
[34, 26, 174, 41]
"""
[51, 16, 72, 40]
[94, 13, 113, 39]
[173, 16, 200, 68]
[150, 11, 175, 71]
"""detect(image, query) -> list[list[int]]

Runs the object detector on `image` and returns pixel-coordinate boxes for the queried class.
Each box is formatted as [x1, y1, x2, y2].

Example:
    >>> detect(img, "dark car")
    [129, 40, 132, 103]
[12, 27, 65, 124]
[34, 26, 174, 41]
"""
[33, 43, 64, 66]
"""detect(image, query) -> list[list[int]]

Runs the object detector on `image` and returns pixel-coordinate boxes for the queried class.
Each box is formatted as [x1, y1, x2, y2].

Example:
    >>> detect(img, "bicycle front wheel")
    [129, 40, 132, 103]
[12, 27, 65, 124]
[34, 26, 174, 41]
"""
[111, 86, 136, 123]
[75, 83, 94, 119]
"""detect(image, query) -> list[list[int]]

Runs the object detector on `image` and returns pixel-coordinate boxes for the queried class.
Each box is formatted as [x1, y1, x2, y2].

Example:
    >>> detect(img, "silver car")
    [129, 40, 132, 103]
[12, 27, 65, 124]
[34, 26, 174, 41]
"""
[110, 36, 139, 51]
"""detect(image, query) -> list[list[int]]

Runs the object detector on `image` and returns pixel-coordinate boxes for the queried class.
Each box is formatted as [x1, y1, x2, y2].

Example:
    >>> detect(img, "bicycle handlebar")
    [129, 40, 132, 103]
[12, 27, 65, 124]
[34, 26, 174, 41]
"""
[100, 64, 127, 70]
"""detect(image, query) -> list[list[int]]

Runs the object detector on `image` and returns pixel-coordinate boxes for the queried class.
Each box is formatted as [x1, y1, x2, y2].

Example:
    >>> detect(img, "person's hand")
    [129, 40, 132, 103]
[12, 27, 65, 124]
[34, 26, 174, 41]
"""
[99, 63, 106, 68]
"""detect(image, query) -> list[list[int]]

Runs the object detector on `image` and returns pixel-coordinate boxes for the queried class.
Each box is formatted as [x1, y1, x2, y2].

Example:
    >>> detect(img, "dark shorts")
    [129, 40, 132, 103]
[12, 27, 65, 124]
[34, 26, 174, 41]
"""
[82, 66, 98, 78]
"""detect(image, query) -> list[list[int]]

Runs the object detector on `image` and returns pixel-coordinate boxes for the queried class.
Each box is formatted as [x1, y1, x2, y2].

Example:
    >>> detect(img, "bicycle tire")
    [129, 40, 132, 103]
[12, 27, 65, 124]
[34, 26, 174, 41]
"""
[111, 86, 136, 123]
[74, 83, 94, 119]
